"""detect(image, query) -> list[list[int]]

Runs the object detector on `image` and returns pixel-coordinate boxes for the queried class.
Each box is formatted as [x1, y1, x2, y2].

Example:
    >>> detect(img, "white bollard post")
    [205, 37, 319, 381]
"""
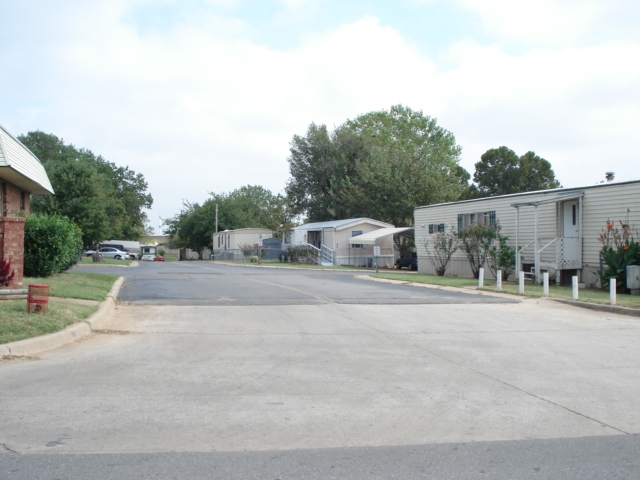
[572, 276, 579, 300]
[610, 279, 616, 306]
[519, 271, 525, 294]
[496, 270, 502, 291]
[543, 272, 549, 297]
[478, 268, 484, 288]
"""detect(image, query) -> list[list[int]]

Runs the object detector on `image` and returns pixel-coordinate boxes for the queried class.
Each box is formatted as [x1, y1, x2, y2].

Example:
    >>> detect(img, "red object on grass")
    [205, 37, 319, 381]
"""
[153, 256, 165, 262]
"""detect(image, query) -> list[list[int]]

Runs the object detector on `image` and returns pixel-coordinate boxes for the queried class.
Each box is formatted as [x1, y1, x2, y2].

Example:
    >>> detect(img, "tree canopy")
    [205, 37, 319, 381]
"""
[286, 105, 466, 228]
[163, 185, 294, 253]
[19, 131, 153, 246]
[471, 146, 561, 197]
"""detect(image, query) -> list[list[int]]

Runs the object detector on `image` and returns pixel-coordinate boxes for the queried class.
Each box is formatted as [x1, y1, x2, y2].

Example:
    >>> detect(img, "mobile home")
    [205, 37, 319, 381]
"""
[414, 179, 640, 287]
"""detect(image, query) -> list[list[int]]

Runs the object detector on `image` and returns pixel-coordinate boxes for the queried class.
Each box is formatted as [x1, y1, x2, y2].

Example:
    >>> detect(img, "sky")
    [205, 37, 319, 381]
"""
[1, 0, 639, 233]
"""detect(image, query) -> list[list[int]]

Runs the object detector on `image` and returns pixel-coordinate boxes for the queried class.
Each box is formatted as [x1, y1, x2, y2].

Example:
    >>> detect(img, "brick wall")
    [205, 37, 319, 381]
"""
[1, 182, 29, 288]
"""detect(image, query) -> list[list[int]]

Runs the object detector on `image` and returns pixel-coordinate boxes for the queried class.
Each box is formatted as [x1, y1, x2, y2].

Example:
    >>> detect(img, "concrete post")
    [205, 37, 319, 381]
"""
[519, 271, 525, 294]
[572, 276, 579, 301]
[543, 272, 549, 297]
[478, 268, 484, 288]
[496, 270, 502, 291]
[610, 279, 617, 306]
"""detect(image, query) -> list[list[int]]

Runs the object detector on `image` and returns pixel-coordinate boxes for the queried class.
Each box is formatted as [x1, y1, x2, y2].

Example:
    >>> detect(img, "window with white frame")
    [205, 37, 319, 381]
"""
[427, 224, 445, 234]
[457, 210, 496, 230]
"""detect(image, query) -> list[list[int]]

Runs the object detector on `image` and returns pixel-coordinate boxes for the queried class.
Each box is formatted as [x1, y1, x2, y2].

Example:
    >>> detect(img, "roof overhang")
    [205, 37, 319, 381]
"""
[0, 166, 54, 195]
[348, 227, 414, 245]
[510, 192, 584, 208]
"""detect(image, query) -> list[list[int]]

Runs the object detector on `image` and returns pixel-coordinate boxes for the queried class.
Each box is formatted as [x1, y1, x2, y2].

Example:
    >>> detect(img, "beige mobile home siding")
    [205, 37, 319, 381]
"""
[414, 181, 640, 285]
[580, 182, 640, 282]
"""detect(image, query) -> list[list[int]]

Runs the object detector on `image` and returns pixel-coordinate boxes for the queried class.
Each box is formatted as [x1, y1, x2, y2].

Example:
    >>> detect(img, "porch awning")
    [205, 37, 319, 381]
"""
[348, 227, 414, 245]
[510, 192, 584, 208]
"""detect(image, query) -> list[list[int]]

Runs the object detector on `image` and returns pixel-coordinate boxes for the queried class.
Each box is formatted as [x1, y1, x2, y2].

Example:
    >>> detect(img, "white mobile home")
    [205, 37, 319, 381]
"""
[284, 218, 397, 266]
[213, 228, 273, 251]
[414, 179, 640, 287]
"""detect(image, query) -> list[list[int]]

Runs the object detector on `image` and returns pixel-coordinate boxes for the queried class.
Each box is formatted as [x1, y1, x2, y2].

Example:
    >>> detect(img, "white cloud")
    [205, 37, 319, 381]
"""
[2, 0, 639, 227]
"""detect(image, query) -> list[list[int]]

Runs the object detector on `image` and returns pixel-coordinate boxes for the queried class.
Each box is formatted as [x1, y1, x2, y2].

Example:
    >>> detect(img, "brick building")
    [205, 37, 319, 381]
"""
[0, 124, 54, 288]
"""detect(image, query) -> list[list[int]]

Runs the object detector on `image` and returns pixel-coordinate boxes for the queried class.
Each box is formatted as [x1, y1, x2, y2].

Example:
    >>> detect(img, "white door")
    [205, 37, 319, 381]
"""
[563, 201, 579, 237]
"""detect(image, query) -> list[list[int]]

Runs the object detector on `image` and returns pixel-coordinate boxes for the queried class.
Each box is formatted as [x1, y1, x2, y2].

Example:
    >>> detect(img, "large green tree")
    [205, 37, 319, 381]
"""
[163, 185, 293, 253]
[286, 105, 466, 255]
[18, 131, 153, 246]
[286, 105, 465, 225]
[472, 146, 561, 197]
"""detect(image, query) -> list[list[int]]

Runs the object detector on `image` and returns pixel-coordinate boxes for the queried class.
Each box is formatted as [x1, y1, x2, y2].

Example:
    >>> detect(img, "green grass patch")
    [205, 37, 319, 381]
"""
[163, 253, 179, 262]
[220, 259, 366, 270]
[372, 272, 479, 288]
[25, 271, 119, 302]
[0, 300, 98, 344]
[371, 273, 640, 308]
[78, 256, 131, 266]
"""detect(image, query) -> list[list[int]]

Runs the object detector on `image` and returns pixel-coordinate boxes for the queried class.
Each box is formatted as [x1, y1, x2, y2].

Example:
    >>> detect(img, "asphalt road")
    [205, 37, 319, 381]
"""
[1, 261, 639, 479]
[82, 261, 517, 306]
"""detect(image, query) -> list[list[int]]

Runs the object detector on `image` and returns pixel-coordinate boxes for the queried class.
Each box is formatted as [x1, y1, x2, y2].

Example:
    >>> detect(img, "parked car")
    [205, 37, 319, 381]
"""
[153, 256, 165, 262]
[141, 254, 156, 261]
[82, 250, 96, 257]
[396, 252, 418, 271]
[97, 247, 129, 260]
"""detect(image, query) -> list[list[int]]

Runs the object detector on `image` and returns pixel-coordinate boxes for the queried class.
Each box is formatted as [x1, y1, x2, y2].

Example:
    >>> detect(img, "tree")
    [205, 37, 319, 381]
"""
[18, 131, 153, 245]
[286, 105, 467, 256]
[422, 228, 458, 276]
[458, 222, 498, 279]
[473, 146, 561, 197]
[163, 185, 294, 254]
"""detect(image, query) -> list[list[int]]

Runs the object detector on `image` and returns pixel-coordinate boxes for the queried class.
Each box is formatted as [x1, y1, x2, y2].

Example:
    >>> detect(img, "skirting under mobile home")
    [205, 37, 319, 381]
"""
[414, 180, 640, 287]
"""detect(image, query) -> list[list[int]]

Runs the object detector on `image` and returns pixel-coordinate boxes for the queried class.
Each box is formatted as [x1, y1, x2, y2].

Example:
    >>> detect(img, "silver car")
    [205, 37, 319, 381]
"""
[97, 247, 129, 260]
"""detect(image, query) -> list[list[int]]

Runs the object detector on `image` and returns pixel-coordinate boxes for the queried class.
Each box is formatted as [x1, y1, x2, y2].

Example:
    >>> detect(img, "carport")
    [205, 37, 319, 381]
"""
[347, 227, 414, 267]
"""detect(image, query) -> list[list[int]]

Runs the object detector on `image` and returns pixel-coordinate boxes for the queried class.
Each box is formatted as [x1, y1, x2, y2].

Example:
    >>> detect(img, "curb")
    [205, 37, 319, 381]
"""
[0, 276, 125, 357]
[358, 275, 522, 301]
[552, 298, 640, 317]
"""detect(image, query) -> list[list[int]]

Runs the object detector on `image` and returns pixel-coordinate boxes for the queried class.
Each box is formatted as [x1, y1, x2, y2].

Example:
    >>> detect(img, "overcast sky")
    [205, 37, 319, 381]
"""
[2, 0, 639, 232]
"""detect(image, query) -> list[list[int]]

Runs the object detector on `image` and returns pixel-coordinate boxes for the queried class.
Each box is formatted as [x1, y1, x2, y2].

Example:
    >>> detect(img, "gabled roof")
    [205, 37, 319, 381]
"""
[291, 217, 394, 231]
[0, 124, 54, 194]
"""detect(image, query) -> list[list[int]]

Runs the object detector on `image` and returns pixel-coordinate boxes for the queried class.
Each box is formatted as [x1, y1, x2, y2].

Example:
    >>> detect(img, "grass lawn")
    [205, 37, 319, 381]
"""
[0, 300, 98, 344]
[78, 256, 132, 266]
[25, 271, 120, 301]
[371, 272, 640, 309]
[1, 271, 119, 346]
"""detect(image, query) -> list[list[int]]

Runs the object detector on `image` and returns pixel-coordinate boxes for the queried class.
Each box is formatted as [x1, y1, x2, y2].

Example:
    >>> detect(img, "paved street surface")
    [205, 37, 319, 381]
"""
[1, 262, 640, 478]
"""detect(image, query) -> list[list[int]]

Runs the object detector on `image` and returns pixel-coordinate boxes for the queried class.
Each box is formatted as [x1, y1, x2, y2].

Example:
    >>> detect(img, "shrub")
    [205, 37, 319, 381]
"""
[158, 248, 166, 257]
[487, 234, 516, 281]
[0, 258, 15, 287]
[24, 213, 83, 277]
[458, 222, 498, 279]
[422, 228, 458, 276]
[598, 217, 640, 290]
[287, 245, 318, 264]
[249, 255, 259, 263]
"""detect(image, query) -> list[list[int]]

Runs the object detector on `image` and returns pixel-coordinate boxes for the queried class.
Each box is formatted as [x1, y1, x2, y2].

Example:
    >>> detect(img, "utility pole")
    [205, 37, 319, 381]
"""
[215, 204, 218, 234]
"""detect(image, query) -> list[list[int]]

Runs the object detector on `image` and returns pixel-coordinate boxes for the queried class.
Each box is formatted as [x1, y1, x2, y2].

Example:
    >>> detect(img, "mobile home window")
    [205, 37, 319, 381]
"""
[350, 230, 363, 248]
[458, 211, 496, 230]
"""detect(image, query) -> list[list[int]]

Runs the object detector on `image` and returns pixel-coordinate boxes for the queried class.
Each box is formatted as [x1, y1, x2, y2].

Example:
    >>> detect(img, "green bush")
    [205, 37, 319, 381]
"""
[24, 213, 83, 277]
[458, 222, 498, 279]
[287, 245, 318, 264]
[598, 218, 640, 291]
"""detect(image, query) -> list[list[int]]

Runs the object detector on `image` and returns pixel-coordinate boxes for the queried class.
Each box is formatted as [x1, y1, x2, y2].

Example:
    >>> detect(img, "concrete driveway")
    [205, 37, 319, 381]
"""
[1, 262, 640, 477]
